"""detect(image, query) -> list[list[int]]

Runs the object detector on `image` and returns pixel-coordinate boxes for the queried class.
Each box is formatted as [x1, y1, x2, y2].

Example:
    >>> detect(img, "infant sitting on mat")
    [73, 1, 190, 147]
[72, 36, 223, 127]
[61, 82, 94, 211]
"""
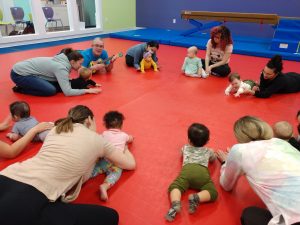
[182, 46, 208, 78]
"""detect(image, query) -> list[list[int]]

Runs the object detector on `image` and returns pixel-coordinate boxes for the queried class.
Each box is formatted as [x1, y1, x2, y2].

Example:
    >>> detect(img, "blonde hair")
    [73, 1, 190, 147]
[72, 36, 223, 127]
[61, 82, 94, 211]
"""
[188, 46, 198, 54]
[79, 68, 92, 80]
[273, 121, 293, 140]
[55, 105, 94, 134]
[234, 116, 273, 143]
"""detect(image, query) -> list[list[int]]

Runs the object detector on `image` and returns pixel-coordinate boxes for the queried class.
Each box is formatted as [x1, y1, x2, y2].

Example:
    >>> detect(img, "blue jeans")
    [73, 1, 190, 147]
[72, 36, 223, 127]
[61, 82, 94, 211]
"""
[11, 70, 61, 96]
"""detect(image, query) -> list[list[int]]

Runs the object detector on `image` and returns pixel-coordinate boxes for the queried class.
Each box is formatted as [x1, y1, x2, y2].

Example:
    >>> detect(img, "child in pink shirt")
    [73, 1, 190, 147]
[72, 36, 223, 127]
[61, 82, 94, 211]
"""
[91, 111, 133, 201]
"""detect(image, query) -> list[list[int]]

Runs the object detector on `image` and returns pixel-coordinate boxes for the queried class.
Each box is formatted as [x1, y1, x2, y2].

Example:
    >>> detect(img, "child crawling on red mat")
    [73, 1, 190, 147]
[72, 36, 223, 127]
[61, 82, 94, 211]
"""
[165, 123, 218, 222]
[225, 73, 258, 97]
[140, 51, 158, 73]
[90, 111, 134, 201]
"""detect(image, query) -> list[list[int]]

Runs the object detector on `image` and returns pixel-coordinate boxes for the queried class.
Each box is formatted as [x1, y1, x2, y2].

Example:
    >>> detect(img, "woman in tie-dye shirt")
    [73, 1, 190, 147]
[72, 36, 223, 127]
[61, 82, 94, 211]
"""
[217, 116, 300, 225]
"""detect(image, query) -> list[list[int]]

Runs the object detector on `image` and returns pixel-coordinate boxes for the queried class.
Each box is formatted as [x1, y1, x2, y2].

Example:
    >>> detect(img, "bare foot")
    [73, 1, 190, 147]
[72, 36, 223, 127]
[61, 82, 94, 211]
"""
[99, 184, 108, 201]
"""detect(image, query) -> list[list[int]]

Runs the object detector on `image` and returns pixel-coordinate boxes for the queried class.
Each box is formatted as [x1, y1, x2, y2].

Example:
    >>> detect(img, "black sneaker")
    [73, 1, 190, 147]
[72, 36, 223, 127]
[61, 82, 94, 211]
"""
[188, 194, 200, 214]
[165, 207, 177, 222]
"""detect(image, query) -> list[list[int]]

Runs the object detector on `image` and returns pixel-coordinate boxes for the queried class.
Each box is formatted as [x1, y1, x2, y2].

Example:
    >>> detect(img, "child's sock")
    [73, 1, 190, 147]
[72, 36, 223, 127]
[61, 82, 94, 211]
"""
[188, 194, 200, 214]
[165, 201, 181, 222]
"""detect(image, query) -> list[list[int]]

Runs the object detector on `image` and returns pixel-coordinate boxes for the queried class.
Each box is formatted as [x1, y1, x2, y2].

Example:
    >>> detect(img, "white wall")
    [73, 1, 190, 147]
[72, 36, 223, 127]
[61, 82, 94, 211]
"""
[0, 0, 15, 23]
[0, 0, 103, 48]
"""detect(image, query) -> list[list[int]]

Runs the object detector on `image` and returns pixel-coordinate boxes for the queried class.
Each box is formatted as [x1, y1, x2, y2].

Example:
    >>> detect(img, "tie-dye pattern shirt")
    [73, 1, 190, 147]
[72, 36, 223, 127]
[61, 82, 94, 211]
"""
[182, 144, 216, 167]
[220, 138, 300, 225]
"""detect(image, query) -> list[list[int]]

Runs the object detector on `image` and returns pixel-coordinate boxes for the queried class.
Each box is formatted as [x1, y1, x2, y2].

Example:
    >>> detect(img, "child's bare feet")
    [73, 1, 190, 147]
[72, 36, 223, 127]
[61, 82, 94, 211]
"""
[99, 184, 109, 201]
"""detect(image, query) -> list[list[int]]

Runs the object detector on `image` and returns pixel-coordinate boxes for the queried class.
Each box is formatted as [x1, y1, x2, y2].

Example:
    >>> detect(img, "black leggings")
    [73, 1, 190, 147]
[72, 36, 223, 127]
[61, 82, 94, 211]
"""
[201, 59, 231, 77]
[125, 55, 135, 67]
[241, 207, 300, 225]
[0, 175, 119, 225]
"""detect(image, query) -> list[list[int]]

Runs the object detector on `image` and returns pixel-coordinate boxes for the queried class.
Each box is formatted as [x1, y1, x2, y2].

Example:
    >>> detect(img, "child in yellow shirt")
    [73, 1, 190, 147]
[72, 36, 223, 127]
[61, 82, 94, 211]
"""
[140, 51, 158, 73]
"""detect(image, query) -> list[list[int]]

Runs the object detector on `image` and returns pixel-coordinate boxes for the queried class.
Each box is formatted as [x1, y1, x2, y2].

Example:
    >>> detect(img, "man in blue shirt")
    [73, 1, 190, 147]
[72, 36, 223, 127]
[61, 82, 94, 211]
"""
[80, 38, 116, 74]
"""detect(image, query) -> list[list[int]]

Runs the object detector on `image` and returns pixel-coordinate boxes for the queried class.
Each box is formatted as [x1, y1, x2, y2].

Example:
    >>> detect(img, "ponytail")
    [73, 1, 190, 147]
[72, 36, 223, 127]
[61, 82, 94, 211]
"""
[267, 55, 283, 74]
[55, 117, 74, 134]
[59, 47, 83, 62]
[55, 105, 94, 134]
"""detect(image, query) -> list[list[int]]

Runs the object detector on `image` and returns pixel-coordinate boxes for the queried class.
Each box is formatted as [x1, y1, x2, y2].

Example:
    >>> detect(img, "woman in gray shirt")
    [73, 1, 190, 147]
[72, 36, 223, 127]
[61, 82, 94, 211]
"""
[10, 48, 100, 96]
[126, 41, 159, 71]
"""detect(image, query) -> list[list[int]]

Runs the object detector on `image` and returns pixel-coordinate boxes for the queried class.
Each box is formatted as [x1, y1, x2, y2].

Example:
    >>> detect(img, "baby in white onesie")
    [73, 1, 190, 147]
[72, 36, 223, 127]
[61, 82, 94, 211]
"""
[225, 73, 257, 97]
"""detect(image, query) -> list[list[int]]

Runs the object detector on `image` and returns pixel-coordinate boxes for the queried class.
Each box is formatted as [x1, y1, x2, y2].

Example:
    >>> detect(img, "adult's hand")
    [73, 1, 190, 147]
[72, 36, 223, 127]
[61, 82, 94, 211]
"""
[33, 122, 54, 133]
[85, 88, 101, 94]
[216, 149, 228, 164]
[252, 86, 260, 92]
[0, 122, 53, 159]
[107, 147, 136, 170]
[206, 66, 212, 74]
[111, 55, 118, 62]
[243, 89, 255, 95]
[92, 63, 105, 71]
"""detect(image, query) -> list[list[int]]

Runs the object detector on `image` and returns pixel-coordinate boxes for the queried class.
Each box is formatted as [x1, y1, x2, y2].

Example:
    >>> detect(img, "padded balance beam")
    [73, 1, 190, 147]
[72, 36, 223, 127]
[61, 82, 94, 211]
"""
[181, 11, 279, 36]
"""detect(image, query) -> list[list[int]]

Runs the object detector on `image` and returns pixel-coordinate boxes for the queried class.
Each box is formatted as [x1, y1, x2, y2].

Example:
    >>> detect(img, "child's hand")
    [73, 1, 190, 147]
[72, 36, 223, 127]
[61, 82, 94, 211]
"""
[6, 132, 20, 141]
[141, 71, 145, 73]
[225, 92, 230, 96]
[93, 63, 105, 71]
[234, 93, 240, 97]
[252, 86, 260, 92]
[128, 135, 134, 143]
[95, 83, 102, 87]
[154, 69, 158, 72]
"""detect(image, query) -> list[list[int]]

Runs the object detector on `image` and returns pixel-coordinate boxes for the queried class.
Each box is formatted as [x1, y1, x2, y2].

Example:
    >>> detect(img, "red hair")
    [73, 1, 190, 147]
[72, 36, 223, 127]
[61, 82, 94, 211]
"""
[210, 25, 233, 51]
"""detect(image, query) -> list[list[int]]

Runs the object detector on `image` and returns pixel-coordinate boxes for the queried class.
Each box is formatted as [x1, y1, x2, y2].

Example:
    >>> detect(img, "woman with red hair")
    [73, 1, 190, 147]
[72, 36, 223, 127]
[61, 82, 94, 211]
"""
[202, 25, 233, 77]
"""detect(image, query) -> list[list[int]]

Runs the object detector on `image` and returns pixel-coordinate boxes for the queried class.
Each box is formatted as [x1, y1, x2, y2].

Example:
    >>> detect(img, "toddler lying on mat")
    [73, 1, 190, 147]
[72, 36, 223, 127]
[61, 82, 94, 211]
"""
[6, 101, 50, 142]
[70, 68, 101, 89]
[225, 73, 257, 97]
[165, 123, 218, 222]
[90, 111, 134, 201]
